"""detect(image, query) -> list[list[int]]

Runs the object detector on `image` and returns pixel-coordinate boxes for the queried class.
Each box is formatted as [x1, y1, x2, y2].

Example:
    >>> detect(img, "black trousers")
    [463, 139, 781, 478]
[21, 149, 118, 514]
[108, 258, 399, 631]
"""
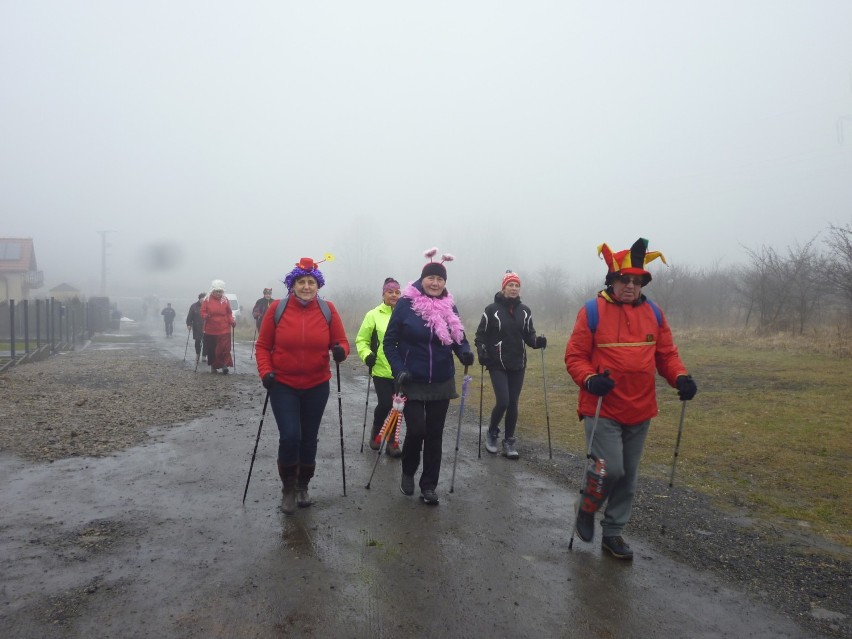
[371, 376, 395, 438]
[488, 368, 526, 440]
[401, 398, 450, 492]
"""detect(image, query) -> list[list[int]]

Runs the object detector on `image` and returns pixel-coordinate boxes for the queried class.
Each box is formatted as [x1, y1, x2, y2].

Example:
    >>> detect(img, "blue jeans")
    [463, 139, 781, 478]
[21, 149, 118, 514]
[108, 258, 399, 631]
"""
[269, 380, 330, 466]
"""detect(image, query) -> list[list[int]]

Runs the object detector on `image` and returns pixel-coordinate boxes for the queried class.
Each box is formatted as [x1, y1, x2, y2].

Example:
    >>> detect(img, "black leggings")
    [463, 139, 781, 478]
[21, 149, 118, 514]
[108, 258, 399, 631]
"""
[488, 368, 526, 440]
[371, 376, 395, 438]
[401, 398, 450, 491]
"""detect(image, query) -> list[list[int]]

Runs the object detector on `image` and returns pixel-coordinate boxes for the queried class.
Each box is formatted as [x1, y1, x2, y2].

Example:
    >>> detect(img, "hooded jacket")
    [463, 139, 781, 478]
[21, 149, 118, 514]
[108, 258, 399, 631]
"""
[383, 280, 472, 384]
[200, 295, 234, 336]
[475, 292, 539, 371]
[255, 295, 350, 389]
[355, 302, 394, 380]
[564, 291, 687, 424]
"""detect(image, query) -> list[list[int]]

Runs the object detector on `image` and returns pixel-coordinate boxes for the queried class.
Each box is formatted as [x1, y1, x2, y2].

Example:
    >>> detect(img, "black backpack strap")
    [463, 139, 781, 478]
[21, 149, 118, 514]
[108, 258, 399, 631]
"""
[274, 295, 331, 326]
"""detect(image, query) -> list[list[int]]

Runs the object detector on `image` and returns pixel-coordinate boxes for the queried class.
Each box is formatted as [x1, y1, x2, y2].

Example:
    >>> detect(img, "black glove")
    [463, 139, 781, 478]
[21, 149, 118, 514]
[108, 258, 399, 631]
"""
[586, 373, 615, 397]
[676, 374, 697, 401]
[459, 350, 474, 367]
[365, 353, 377, 368]
[262, 372, 276, 389]
[476, 343, 490, 366]
[535, 335, 547, 349]
[395, 370, 411, 388]
[331, 344, 346, 363]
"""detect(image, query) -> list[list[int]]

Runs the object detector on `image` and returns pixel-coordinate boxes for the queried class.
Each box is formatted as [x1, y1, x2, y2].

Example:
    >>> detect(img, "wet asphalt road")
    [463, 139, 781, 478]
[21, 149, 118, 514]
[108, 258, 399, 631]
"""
[0, 326, 825, 638]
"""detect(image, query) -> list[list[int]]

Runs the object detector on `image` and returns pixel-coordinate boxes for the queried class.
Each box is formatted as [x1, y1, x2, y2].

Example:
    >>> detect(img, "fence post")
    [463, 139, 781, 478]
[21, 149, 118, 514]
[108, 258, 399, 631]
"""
[22, 299, 29, 354]
[9, 300, 15, 363]
[35, 299, 41, 348]
[49, 297, 56, 354]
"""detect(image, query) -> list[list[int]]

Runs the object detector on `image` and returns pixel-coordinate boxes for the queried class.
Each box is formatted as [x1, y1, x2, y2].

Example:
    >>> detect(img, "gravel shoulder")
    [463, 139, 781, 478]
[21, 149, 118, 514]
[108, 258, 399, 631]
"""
[0, 329, 849, 638]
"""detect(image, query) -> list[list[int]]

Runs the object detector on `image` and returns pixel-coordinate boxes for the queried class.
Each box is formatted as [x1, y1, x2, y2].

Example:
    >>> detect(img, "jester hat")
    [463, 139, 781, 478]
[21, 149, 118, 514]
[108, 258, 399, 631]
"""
[283, 254, 334, 291]
[598, 238, 667, 286]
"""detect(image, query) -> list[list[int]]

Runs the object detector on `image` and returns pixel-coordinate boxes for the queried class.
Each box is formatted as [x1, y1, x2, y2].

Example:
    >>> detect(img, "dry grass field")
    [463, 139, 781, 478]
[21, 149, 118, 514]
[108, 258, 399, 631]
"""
[508, 326, 851, 549]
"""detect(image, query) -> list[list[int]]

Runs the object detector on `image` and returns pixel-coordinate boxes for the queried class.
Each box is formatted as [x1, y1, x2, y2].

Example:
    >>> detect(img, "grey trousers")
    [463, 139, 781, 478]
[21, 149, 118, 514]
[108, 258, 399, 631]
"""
[583, 416, 650, 537]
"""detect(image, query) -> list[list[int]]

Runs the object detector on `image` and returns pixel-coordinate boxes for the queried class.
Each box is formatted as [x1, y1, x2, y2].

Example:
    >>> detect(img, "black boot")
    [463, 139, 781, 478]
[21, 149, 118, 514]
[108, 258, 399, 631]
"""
[277, 462, 298, 514]
[575, 509, 595, 542]
[296, 464, 315, 508]
[602, 535, 634, 560]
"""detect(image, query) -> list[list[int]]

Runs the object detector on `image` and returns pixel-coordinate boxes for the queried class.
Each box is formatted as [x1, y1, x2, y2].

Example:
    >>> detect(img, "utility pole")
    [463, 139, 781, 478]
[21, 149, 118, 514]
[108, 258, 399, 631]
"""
[98, 230, 116, 296]
[838, 69, 852, 145]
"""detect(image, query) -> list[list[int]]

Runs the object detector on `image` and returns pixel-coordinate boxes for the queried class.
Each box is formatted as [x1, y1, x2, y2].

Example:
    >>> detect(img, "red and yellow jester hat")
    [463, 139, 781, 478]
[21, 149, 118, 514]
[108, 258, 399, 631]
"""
[598, 237, 667, 286]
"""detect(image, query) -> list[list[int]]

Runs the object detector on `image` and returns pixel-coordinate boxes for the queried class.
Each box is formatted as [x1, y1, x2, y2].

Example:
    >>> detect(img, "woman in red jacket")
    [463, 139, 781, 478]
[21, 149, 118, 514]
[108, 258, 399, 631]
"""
[255, 256, 349, 514]
[200, 280, 235, 374]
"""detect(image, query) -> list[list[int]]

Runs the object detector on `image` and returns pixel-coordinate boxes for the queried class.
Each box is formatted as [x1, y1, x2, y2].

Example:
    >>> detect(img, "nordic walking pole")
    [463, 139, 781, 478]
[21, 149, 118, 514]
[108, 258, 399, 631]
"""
[541, 344, 553, 459]
[364, 431, 386, 489]
[365, 410, 393, 489]
[183, 329, 191, 362]
[449, 365, 472, 494]
[231, 325, 236, 372]
[194, 321, 206, 373]
[569, 369, 609, 550]
[360, 367, 373, 452]
[661, 400, 688, 535]
[334, 349, 347, 496]
[478, 364, 484, 459]
[250, 326, 257, 360]
[242, 391, 270, 504]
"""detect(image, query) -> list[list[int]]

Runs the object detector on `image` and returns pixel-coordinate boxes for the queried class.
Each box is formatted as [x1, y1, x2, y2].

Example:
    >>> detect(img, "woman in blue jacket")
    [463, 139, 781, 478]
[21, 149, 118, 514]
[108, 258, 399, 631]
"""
[383, 249, 474, 505]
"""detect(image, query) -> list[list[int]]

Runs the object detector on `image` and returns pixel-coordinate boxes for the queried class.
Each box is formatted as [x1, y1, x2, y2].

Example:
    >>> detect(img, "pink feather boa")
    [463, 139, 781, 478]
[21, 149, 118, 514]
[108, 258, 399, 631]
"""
[404, 283, 465, 346]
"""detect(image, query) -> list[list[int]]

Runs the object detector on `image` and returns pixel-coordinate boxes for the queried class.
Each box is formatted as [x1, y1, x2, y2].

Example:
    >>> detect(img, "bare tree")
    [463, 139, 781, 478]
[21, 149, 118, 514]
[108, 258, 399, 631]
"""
[823, 222, 852, 319]
[783, 238, 829, 334]
[736, 245, 787, 332]
[524, 264, 573, 327]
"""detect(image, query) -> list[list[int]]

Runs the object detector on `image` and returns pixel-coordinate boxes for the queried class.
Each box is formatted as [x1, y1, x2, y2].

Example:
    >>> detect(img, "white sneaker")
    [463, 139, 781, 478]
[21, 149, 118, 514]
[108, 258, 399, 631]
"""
[502, 438, 519, 459]
[485, 432, 499, 454]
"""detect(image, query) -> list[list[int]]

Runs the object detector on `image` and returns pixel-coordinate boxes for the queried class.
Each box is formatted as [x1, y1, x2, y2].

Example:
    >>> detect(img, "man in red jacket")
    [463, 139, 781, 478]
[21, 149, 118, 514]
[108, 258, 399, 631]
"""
[565, 238, 697, 560]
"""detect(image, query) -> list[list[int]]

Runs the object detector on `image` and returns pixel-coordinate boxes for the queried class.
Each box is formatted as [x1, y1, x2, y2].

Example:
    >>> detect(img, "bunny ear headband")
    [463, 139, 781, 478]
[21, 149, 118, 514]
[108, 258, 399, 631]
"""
[420, 247, 454, 280]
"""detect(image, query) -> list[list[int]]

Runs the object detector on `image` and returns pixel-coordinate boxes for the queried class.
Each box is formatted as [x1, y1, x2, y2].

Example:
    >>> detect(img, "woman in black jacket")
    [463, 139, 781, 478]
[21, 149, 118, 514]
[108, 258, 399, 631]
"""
[474, 271, 546, 459]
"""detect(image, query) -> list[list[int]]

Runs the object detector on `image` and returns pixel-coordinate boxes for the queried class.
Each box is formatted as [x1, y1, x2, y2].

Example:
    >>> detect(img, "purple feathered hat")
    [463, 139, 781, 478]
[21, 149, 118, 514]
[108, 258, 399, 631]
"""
[283, 255, 333, 291]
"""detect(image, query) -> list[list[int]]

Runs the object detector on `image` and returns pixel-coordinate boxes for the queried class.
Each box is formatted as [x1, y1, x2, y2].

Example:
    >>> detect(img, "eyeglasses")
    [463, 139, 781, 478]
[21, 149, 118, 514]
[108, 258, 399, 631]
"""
[617, 275, 644, 286]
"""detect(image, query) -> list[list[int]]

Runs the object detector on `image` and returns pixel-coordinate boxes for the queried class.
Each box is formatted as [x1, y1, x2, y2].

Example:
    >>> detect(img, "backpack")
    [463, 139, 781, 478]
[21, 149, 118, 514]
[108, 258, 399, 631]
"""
[584, 297, 662, 333]
[274, 295, 332, 326]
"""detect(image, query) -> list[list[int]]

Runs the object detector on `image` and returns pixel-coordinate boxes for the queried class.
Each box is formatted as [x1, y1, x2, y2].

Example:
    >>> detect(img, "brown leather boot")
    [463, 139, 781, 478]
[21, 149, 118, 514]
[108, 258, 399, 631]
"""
[277, 462, 298, 514]
[296, 464, 316, 508]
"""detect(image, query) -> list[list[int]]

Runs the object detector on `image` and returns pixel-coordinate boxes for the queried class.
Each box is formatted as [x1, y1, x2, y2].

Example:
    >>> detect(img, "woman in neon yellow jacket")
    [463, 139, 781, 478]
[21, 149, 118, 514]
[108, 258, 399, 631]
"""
[356, 277, 402, 456]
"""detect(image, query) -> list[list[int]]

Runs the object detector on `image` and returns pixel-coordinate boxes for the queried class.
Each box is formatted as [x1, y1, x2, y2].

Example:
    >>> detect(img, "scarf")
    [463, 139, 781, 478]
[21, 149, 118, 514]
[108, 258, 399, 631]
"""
[404, 283, 465, 346]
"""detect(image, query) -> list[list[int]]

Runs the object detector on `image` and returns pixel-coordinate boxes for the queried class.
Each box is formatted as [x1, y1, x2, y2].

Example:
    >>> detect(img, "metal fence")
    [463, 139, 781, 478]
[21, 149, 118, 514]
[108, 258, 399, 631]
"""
[0, 296, 112, 371]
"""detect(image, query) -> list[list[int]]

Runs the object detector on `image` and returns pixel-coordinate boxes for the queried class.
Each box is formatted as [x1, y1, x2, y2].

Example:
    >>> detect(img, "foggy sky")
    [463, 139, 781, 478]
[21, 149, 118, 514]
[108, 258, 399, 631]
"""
[2, 1, 852, 307]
